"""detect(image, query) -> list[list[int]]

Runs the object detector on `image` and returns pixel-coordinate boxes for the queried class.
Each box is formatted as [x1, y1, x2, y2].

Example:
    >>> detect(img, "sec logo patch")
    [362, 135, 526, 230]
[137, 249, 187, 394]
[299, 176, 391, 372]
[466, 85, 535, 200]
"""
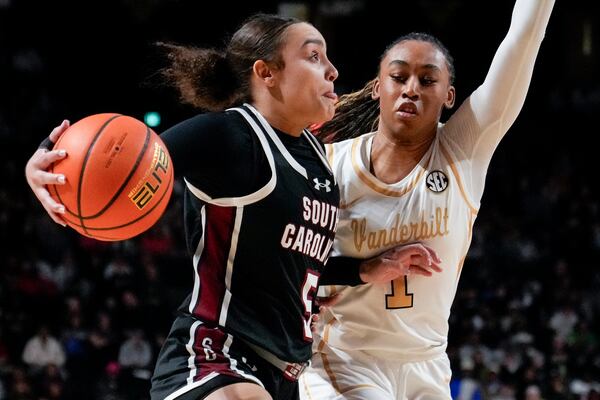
[426, 170, 449, 193]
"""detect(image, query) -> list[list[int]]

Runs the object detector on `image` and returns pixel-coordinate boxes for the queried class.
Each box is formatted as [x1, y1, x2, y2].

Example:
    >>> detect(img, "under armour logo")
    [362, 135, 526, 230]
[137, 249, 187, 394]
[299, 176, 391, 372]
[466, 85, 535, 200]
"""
[241, 357, 258, 372]
[313, 178, 331, 192]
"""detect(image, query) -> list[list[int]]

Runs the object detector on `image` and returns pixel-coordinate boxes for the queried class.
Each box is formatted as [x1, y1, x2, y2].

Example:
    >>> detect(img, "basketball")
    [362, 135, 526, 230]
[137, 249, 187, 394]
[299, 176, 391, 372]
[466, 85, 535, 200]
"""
[48, 113, 174, 241]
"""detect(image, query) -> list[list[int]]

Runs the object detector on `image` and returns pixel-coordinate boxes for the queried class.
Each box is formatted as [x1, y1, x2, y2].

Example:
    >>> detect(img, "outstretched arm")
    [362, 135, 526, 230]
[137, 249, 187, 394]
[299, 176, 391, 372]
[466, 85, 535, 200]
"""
[319, 243, 442, 286]
[444, 0, 555, 205]
[469, 0, 555, 131]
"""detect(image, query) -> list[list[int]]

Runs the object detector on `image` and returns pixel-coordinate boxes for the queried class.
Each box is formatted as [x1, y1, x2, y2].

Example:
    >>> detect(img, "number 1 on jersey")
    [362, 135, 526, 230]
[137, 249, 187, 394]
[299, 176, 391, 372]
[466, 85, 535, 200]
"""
[385, 276, 413, 309]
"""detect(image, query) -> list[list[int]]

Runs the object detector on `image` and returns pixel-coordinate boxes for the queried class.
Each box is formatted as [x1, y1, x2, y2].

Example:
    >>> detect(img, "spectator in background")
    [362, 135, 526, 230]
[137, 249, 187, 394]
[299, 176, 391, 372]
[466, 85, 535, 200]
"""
[35, 364, 65, 400]
[524, 385, 542, 400]
[94, 361, 126, 400]
[8, 367, 34, 400]
[118, 329, 152, 373]
[451, 358, 483, 400]
[118, 329, 152, 400]
[40, 251, 77, 293]
[88, 310, 118, 375]
[546, 372, 569, 400]
[103, 254, 133, 294]
[549, 305, 579, 341]
[21, 326, 65, 372]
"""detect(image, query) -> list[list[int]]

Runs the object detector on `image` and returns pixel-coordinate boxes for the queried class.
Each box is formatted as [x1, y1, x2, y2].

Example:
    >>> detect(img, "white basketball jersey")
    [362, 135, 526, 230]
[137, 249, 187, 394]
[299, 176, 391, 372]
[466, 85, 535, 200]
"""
[317, 126, 480, 361]
[313, 0, 555, 362]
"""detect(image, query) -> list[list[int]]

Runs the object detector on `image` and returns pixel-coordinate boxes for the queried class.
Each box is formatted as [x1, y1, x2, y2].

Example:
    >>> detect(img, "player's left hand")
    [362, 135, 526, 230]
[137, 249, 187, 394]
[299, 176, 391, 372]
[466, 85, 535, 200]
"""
[359, 242, 442, 284]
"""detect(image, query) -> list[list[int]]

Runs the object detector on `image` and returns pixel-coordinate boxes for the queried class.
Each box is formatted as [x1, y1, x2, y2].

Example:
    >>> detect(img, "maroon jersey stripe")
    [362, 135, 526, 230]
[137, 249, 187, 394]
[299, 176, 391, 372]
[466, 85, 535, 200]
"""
[192, 325, 237, 382]
[193, 205, 236, 322]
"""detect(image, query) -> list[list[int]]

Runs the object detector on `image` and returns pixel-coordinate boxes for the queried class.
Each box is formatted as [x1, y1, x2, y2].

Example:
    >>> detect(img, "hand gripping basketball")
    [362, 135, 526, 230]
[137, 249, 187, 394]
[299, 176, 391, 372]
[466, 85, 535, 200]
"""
[46, 114, 174, 241]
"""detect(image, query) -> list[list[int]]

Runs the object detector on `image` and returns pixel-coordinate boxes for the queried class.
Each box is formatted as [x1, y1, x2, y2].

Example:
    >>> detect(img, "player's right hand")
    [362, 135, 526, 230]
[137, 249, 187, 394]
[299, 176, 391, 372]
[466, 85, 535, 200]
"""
[25, 120, 70, 226]
[311, 293, 341, 334]
[358, 243, 442, 284]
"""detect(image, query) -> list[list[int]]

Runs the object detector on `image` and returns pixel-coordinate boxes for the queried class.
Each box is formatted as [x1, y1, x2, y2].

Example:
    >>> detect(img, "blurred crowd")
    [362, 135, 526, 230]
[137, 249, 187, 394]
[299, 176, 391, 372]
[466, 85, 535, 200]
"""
[446, 112, 600, 398]
[2, 4, 600, 399]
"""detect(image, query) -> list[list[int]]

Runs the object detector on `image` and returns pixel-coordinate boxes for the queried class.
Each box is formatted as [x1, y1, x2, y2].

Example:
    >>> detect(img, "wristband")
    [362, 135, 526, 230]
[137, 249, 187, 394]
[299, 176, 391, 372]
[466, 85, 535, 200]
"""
[319, 256, 364, 286]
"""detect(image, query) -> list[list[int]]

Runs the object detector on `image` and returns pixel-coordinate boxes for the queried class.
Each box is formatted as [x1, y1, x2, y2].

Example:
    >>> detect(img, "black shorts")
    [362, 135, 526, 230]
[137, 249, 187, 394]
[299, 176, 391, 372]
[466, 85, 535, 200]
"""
[150, 316, 300, 400]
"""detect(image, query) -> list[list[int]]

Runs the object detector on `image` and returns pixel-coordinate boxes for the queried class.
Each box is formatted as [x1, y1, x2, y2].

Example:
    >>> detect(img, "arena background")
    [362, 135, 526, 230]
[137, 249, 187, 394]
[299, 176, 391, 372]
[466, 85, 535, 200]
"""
[1, 0, 599, 399]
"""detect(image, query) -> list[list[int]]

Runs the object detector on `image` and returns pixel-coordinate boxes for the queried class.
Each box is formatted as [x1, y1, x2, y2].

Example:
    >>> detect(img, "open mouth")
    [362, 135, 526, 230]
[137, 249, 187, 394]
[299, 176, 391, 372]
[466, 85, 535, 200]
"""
[397, 102, 417, 115]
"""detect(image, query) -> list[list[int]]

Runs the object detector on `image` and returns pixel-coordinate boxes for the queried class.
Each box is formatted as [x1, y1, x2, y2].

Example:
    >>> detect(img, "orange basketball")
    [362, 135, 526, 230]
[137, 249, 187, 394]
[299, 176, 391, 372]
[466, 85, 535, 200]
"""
[49, 113, 174, 241]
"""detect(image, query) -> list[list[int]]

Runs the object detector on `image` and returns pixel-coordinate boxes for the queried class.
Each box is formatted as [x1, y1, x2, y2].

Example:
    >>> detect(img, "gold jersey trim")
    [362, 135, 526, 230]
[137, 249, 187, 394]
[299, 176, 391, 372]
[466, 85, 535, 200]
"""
[325, 143, 335, 169]
[350, 136, 428, 198]
[456, 210, 477, 280]
[439, 142, 479, 215]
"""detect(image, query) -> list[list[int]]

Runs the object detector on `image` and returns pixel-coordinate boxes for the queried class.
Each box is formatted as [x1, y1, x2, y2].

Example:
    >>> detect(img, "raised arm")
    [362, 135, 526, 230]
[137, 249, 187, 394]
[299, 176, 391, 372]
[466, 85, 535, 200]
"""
[443, 0, 555, 205]
[469, 0, 555, 130]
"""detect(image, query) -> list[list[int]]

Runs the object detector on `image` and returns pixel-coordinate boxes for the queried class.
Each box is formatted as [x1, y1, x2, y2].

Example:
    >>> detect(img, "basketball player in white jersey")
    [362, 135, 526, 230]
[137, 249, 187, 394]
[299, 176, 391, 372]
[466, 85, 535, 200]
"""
[301, 0, 555, 398]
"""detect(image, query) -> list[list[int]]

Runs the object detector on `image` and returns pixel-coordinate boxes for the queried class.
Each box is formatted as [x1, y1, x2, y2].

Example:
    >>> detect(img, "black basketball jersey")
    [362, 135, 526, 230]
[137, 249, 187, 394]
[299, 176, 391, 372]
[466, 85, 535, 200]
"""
[168, 104, 339, 363]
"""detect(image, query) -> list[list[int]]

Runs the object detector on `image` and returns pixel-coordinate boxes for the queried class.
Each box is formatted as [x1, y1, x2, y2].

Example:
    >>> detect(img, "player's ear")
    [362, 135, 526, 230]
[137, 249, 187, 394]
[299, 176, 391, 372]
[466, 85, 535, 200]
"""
[253, 60, 276, 87]
[444, 85, 455, 109]
[371, 78, 381, 100]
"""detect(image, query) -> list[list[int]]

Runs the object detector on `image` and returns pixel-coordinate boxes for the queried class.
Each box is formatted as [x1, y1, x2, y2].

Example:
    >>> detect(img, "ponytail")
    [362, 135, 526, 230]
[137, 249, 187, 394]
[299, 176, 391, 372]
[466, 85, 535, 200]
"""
[157, 42, 243, 112]
[316, 79, 380, 143]
[158, 14, 300, 112]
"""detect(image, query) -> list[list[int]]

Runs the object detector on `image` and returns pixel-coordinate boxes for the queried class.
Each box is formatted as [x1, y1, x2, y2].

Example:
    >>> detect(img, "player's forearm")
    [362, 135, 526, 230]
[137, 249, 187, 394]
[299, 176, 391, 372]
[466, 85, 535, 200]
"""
[470, 0, 555, 131]
[319, 256, 365, 286]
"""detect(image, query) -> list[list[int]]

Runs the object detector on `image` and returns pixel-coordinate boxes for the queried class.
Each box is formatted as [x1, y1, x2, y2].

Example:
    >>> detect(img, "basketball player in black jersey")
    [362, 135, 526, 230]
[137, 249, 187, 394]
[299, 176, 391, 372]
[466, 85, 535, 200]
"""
[25, 14, 440, 400]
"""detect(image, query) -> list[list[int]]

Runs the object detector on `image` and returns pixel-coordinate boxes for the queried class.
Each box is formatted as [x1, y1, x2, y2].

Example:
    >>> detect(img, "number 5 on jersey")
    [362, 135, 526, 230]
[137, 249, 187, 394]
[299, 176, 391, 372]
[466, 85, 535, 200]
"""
[301, 270, 320, 341]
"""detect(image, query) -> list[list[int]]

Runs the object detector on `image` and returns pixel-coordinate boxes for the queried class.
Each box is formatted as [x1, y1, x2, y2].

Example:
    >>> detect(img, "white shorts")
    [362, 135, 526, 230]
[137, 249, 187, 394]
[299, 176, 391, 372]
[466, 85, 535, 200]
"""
[300, 342, 452, 400]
